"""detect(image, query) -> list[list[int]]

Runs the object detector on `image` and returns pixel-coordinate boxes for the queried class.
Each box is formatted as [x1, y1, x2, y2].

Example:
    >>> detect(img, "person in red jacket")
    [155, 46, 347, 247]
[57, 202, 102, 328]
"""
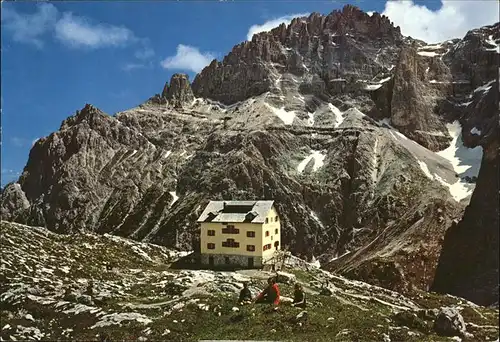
[254, 277, 280, 308]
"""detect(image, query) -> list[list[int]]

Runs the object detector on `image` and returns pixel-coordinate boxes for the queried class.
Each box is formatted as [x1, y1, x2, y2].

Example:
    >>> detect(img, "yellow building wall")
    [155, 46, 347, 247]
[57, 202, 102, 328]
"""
[200, 222, 265, 257]
[262, 206, 281, 259]
[200, 206, 281, 259]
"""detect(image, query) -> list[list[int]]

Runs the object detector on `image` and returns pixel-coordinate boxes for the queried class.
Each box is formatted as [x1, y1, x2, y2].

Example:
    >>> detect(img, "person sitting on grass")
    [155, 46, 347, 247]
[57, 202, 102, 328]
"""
[254, 277, 280, 310]
[238, 282, 252, 305]
[291, 283, 307, 308]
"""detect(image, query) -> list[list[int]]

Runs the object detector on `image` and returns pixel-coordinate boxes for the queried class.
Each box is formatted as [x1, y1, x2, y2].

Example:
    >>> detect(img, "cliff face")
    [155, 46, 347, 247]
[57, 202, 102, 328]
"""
[431, 140, 498, 306]
[431, 54, 499, 306]
[192, 6, 402, 105]
[2, 6, 498, 300]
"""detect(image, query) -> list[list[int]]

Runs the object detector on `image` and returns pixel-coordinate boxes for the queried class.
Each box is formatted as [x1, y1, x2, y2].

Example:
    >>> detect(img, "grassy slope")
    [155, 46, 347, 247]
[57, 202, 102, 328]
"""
[1, 221, 498, 342]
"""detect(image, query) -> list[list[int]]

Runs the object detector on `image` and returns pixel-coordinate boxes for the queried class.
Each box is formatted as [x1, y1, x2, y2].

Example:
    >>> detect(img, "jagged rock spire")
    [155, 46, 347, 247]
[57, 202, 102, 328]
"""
[162, 73, 194, 107]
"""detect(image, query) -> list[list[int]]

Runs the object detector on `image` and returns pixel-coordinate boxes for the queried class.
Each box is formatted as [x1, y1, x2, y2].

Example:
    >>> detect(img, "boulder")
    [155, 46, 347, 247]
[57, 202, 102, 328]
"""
[320, 288, 333, 296]
[433, 307, 466, 337]
[276, 271, 297, 284]
[392, 310, 429, 332]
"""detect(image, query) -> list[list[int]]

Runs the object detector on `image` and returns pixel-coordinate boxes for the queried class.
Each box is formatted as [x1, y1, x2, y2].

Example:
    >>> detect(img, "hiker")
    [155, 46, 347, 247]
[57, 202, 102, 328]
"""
[254, 277, 280, 309]
[238, 282, 252, 305]
[291, 283, 307, 308]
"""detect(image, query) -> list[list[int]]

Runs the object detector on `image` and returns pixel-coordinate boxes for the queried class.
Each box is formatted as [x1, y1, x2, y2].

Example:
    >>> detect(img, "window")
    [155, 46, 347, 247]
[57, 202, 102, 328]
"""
[275, 216, 278, 222]
[274, 241, 279, 249]
[263, 243, 272, 251]
[222, 238, 240, 248]
[207, 230, 215, 236]
[247, 245, 255, 252]
[247, 231, 256, 238]
[265, 218, 269, 223]
[207, 243, 215, 250]
[265, 231, 269, 237]
[222, 225, 240, 234]
[275, 228, 278, 234]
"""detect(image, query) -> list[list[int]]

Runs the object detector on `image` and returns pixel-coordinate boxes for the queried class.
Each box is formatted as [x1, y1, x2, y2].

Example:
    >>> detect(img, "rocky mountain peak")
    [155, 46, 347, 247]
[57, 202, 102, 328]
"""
[162, 73, 194, 107]
[59, 103, 105, 130]
[192, 6, 403, 105]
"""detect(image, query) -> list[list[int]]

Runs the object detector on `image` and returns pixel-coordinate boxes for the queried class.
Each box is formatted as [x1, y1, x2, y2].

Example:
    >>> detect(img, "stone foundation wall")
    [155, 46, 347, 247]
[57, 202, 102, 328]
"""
[201, 253, 263, 268]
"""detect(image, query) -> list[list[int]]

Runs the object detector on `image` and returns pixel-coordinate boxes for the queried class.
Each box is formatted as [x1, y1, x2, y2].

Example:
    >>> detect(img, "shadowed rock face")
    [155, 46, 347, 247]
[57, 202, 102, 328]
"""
[431, 143, 499, 306]
[1, 7, 498, 297]
[431, 71, 499, 306]
[390, 43, 449, 151]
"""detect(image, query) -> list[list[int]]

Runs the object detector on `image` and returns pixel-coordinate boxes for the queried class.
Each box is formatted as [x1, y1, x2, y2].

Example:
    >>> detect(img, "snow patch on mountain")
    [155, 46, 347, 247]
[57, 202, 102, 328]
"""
[307, 112, 315, 126]
[485, 35, 500, 53]
[437, 121, 483, 180]
[310, 211, 324, 228]
[470, 127, 482, 136]
[417, 51, 439, 57]
[419, 44, 443, 51]
[264, 103, 296, 125]
[365, 84, 383, 91]
[328, 103, 344, 127]
[371, 137, 379, 182]
[428, 121, 482, 201]
[169, 191, 179, 207]
[474, 80, 495, 94]
[297, 150, 327, 173]
[417, 160, 434, 180]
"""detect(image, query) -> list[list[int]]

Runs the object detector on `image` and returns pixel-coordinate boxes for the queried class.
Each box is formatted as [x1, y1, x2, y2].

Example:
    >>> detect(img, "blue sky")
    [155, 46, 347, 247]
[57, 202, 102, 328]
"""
[1, 0, 497, 186]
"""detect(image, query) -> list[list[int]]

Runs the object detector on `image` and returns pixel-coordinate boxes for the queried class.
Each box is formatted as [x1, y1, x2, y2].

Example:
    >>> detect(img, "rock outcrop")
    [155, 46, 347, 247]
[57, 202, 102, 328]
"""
[163, 73, 195, 107]
[390, 43, 449, 151]
[433, 307, 467, 337]
[192, 6, 403, 105]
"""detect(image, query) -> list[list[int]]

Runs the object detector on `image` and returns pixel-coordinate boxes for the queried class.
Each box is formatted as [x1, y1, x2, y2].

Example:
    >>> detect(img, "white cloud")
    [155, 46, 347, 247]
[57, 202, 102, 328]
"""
[1, 3, 58, 48]
[122, 62, 151, 72]
[246, 13, 309, 41]
[2, 3, 147, 51]
[135, 46, 155, 60]
[54, 12, 136, 49]
[382, 0, 499, 43]
[160, 44, 214, 73]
